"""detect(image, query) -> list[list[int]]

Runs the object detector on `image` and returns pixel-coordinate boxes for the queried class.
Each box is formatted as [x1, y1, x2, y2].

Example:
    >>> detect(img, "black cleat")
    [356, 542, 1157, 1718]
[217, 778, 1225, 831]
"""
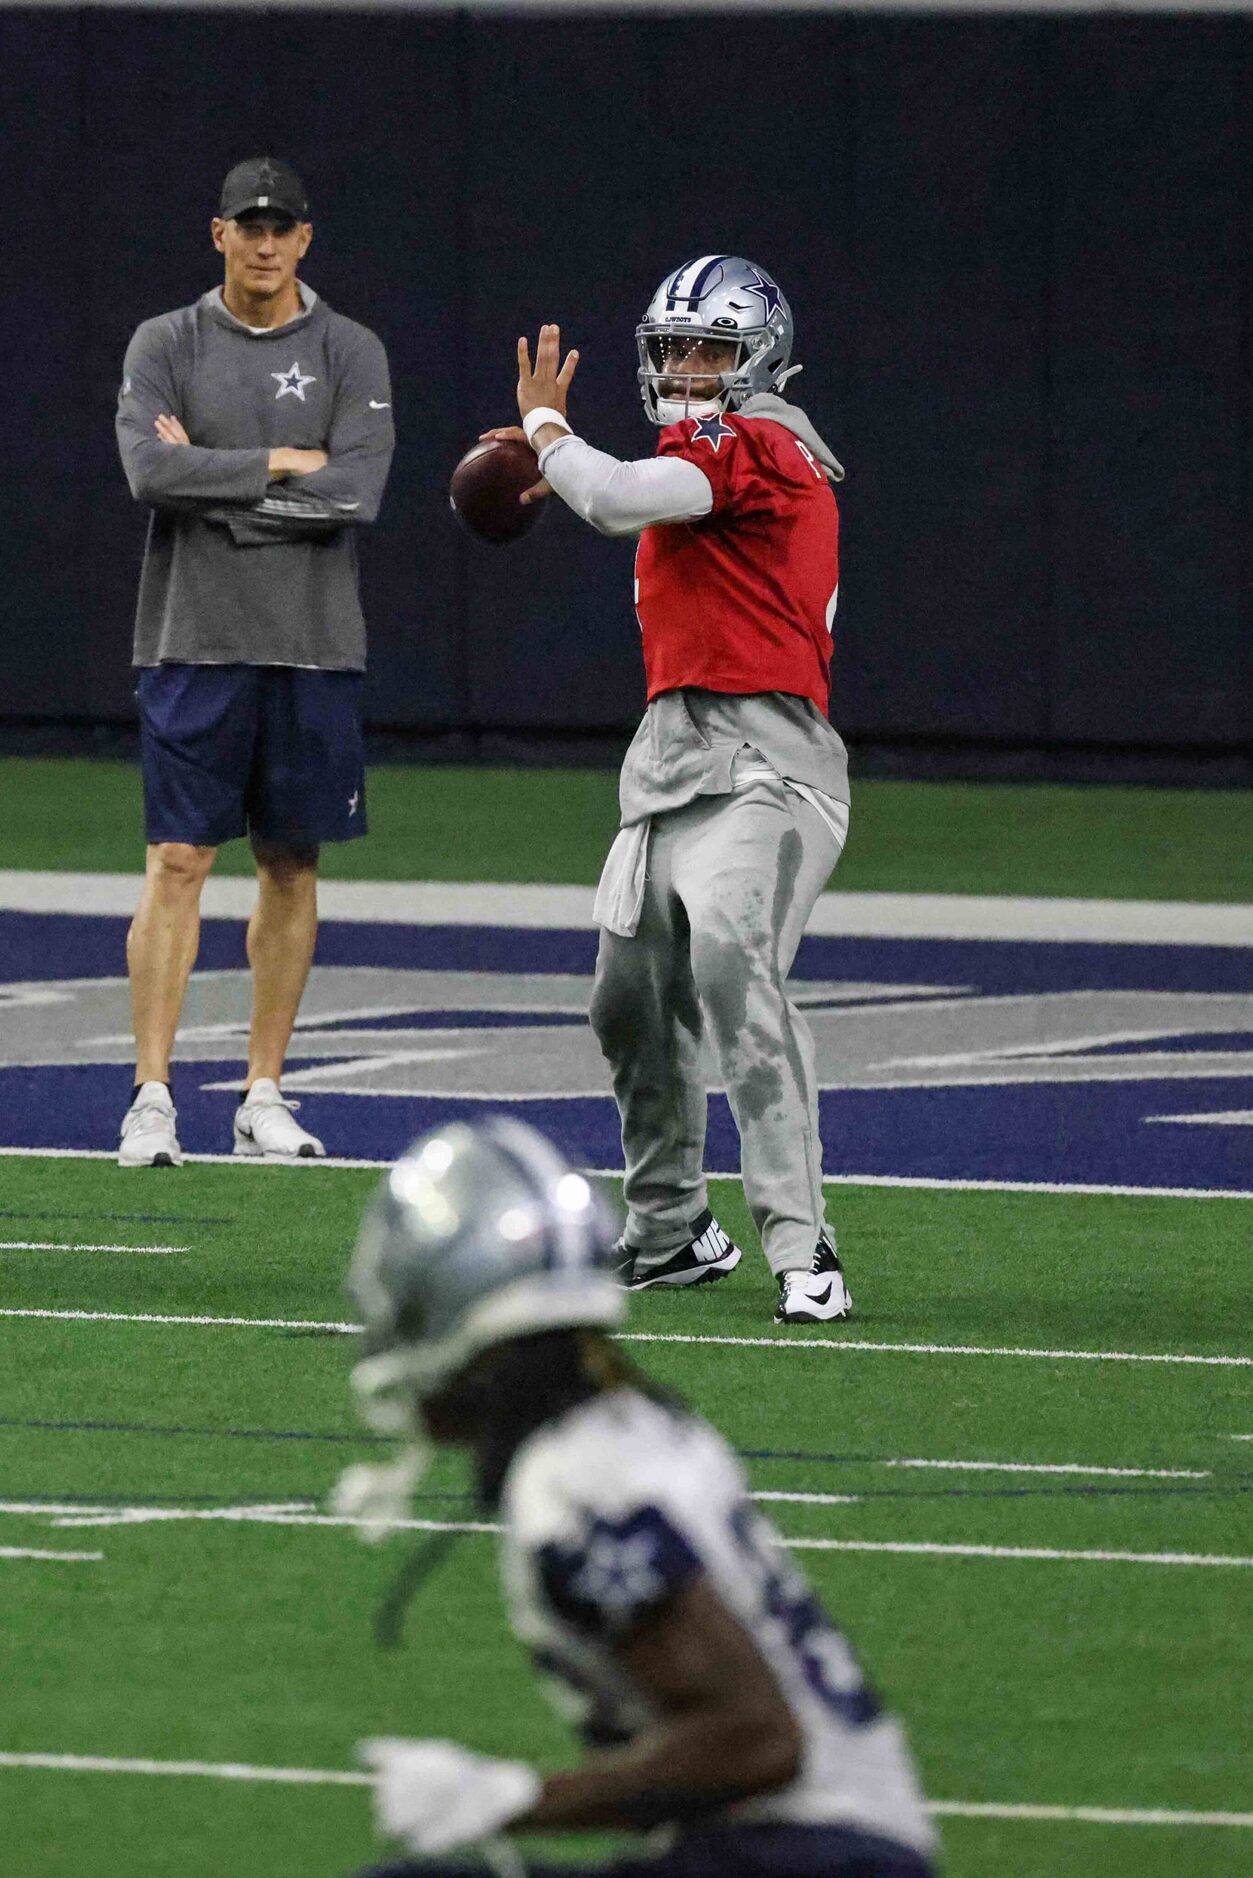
[616, 1209, 743, 1291]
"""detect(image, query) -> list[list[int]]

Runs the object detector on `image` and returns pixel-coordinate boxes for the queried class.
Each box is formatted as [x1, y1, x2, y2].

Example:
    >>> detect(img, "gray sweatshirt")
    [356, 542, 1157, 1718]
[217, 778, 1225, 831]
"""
[116, 286, 394, 669]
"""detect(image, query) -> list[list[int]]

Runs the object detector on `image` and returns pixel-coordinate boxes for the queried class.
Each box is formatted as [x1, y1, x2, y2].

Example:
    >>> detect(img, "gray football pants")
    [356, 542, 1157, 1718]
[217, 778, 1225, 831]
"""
[589, 776, 843, 1276]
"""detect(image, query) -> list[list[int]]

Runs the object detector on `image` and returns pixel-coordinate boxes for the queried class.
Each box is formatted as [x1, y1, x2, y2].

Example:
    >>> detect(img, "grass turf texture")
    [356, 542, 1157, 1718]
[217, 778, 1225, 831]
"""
[1, 1157, 1249, 1878]
[5, 757, 1253, 901]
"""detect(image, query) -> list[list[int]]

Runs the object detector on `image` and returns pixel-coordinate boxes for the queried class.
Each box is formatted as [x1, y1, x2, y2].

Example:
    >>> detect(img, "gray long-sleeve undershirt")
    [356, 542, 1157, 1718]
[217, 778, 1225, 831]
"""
[117, 286, 394, 669]
[535, 393, 844, 539]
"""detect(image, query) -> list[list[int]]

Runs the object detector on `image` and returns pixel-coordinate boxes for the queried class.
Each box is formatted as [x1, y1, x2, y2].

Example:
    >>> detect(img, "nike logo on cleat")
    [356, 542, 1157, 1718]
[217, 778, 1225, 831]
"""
[692, 1224, 729, 1263]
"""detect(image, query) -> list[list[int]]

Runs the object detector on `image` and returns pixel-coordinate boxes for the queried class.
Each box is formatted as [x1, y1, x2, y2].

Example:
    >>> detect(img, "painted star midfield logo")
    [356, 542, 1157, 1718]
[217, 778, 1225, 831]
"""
[691, 412, 736, 452]
[272, 360, 317, 402]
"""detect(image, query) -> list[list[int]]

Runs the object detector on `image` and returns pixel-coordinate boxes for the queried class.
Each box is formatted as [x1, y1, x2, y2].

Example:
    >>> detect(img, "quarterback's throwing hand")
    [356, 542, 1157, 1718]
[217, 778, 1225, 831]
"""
[359, 1736, 542, 1853]
[517, 323, 579, 422]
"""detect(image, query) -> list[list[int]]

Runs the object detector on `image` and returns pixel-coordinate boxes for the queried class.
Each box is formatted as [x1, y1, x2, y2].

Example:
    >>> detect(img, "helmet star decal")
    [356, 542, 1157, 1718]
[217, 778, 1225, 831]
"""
[740, 266, 783, 322]
[691, 413, 736, 451]
[272, 361, 317, 402]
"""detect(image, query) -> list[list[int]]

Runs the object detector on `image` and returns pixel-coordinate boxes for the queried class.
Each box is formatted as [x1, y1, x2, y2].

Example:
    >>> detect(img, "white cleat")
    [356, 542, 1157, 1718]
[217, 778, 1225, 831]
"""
[118, 1082, 183, 1168]
[233, 1079, 326, 1159]
[775, 1234, 853, 1325]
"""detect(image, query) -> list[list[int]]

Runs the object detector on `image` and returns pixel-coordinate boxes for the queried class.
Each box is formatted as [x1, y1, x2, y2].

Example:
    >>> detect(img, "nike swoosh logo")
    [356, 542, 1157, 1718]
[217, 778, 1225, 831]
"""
[808, 1282, 834, 1306]
[368, 400, 390, 409]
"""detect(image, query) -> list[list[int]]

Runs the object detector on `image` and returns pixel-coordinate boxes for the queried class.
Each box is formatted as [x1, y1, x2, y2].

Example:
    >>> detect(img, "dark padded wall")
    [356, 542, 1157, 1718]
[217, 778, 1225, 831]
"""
[1, 7, 1250, 753]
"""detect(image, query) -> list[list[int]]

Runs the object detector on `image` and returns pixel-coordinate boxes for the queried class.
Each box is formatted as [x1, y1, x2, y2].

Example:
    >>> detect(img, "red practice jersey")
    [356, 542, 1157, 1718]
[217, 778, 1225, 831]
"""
[633, 412, 840, 714]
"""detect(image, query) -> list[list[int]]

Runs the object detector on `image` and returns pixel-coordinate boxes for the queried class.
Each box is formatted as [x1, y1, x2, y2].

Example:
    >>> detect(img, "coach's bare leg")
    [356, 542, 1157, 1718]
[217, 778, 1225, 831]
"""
[128, 842, 218, 1084]
[245, 839, 319, 1088]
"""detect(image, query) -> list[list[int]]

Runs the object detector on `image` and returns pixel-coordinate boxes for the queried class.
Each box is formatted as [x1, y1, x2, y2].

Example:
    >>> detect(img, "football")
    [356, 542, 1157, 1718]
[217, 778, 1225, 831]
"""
[449, 437, 545, 545]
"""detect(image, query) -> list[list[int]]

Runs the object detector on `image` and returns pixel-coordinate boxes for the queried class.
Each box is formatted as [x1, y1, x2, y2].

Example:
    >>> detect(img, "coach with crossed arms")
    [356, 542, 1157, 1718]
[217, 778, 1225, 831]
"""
[115, 158, 394, 1167]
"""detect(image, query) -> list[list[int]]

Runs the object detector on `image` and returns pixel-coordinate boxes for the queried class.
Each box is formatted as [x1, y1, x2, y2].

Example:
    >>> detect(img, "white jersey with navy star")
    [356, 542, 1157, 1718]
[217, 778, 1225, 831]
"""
[499, 1389, 936, 1858]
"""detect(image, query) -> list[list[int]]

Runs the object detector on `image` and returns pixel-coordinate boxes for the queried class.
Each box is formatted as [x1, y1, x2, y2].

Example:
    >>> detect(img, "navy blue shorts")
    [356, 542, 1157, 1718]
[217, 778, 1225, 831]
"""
[352, 1824, 937, 1878]
[136, 663, 367, 849]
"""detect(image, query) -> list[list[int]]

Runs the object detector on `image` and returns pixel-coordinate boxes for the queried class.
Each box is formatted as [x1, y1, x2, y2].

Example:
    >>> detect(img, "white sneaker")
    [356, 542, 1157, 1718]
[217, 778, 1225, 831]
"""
[118, 1082, 183, 1168]
[775, 1234, 853, 1325]
[233, 1079, 325, 1159]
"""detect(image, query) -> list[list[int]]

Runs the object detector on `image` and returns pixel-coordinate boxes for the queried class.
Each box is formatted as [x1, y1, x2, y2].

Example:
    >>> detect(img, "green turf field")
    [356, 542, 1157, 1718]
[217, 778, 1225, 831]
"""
[1, 1159, 1249, 1878]
[5, 755, 1253, 900]
[2, 761, 1250, 1874]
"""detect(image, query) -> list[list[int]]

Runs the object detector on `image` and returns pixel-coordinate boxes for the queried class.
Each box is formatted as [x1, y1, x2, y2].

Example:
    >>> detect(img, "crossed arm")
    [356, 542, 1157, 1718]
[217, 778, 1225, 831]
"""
[116, 324, 394, 543]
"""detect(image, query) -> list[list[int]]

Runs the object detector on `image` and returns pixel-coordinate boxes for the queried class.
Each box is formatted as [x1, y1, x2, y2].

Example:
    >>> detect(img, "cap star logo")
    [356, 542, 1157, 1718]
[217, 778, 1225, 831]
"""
[272, 361, 317, 402]
[691, 412, 735, 452]
[741, 265, 783, 322]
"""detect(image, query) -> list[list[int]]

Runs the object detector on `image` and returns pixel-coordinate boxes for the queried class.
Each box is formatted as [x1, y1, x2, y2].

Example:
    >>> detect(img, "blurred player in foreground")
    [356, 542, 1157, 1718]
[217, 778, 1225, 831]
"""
[114, 158, 394, 1167]
[336, 1118, 938, 1878]
[483, 260, 850, 1323]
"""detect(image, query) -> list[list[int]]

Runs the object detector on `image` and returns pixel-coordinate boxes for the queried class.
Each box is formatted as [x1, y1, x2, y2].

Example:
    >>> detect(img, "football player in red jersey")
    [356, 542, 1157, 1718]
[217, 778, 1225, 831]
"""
[483, 259, 851, 1325]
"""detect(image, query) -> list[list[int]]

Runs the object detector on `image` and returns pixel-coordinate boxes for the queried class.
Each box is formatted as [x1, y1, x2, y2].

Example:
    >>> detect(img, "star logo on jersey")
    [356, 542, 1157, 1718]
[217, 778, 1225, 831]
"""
[741, 266, 783, 322]
[569, 1530, 664, 1613]
[272, 361, 317, 402]
[691, 413, 735, 452]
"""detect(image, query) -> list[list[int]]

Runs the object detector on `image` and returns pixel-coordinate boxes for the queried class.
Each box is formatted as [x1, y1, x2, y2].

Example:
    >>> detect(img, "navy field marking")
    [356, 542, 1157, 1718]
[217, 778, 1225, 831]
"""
[0, 880, 1250, 1193]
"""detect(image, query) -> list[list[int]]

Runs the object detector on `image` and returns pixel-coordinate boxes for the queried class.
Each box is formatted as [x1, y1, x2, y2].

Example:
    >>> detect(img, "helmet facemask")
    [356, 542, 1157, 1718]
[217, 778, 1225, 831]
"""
[637, 328, 753, 425]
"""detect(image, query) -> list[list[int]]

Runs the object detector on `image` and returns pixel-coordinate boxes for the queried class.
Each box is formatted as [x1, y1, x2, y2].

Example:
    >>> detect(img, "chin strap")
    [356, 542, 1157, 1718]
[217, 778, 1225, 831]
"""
[330, 1440, 463, 1650]
[654, 395, 726, 425]
[372, 1527, 465, 1649]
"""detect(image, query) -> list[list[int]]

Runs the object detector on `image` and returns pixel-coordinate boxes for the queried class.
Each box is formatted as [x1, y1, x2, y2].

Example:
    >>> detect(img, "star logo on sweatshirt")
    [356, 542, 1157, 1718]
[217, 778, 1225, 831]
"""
[690, 412, 735, 452]
[272, 361, 317, 402]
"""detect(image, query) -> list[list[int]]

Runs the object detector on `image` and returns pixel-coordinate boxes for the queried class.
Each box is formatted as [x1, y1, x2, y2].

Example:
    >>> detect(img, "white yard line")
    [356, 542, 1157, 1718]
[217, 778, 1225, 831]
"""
[0, 1146, 386, 1171]
[881, 1458, 1210, 1479]
[50, 1509, 499, 1534]
[12, 1507, 1252, 1569]
[0, 1752, 1247, 1829]
[0, 1241, 181, 1256]
[0, 1307, 359, 1331]
[0, 1501, 318, 1523]
[818, 1171, 1253, 1201]
[0, 1547, 102, 1563]
[0, 1751, 368, 1785]
[622, 1333, 1253, 1367]
[752, 1492, 863, 1506]
[929, 1800, 1253, 1828]
[1, 1306, 1247, 1369]
[1, 1146, 1251, 1203]
[785, 1539, 1253, 1567]
[4, 872, 1252, 946]
[1148, 1110, 1253, 1127]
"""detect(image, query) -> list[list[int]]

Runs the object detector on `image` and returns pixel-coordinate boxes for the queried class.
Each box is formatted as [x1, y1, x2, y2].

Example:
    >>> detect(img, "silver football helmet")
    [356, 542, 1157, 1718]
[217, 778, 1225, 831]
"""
[637, 254, 799, 425]
[347, 1116, 625, 1431]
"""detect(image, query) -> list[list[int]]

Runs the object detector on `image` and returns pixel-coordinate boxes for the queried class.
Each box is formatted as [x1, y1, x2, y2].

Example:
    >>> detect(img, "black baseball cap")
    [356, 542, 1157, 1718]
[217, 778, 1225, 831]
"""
[220, 157, 309, 223]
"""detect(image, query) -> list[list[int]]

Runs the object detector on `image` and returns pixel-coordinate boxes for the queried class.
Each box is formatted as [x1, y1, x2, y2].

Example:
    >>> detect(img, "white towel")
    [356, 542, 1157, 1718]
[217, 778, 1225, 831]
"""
[593, 821, 651, 936]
